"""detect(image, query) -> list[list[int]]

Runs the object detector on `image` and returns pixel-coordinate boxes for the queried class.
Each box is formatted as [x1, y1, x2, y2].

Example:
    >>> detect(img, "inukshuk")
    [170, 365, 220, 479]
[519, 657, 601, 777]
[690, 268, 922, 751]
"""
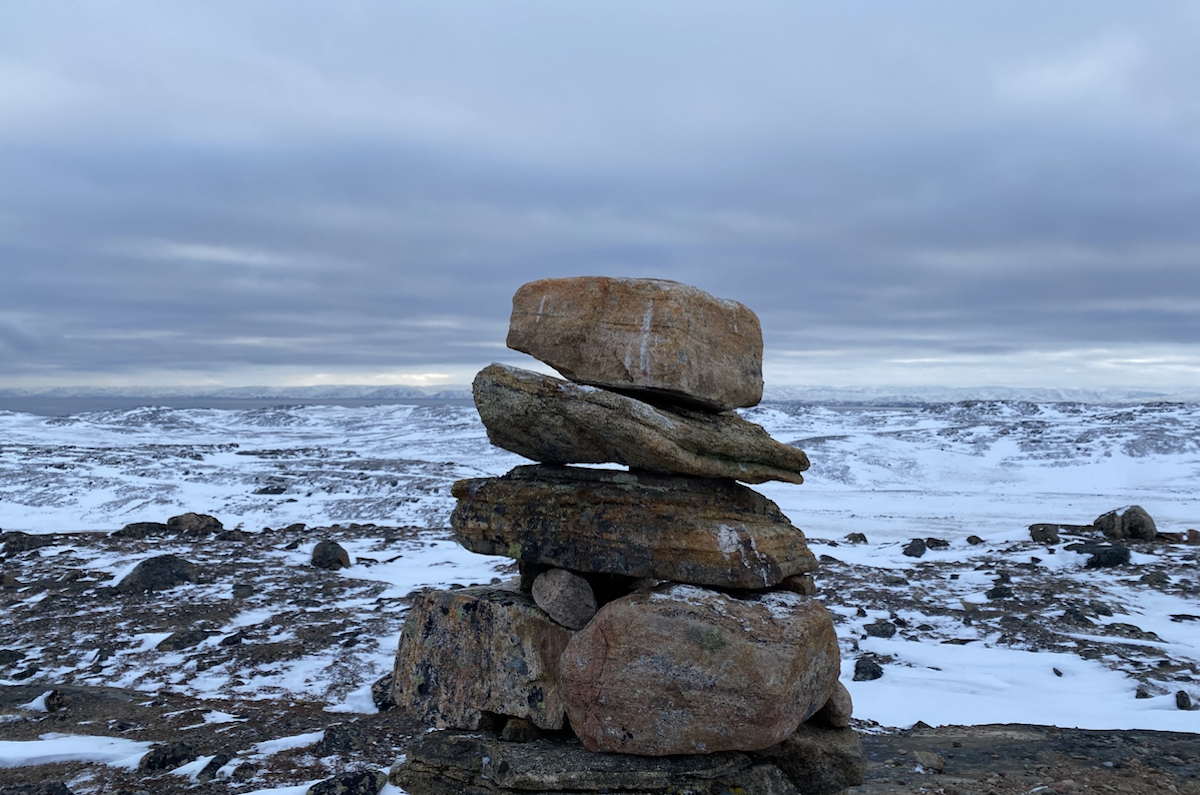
[389, 277, 865, 795]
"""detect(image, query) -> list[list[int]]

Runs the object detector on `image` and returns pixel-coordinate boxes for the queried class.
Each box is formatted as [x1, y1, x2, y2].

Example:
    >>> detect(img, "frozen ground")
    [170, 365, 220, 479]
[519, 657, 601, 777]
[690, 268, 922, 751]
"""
[1, 398, 1198, 791]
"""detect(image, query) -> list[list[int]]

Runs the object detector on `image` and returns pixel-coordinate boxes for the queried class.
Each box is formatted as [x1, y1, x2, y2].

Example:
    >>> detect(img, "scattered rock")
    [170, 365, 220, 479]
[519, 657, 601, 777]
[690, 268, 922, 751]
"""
[0, 784, 75, 795]
[137, 740, 198, 772]
[845, 532, 868, 544]
[560, 584, 840, 755]
[925, 537, 949, 549]
[115, 555, 199, 593]
[452, 464, 817, 590]
[197, 753, 232, 783]
[392, 584, 574, 731]
[307, 769, 387, 795]
[986, 585, 1014, 599]
[2, 531, 57, 554]
[312, 539, 351, 570]
[215, 529, 249, 542]
[371, 672, 395, 711]
[1177, 690, 1194, 711]
[1030, 524, 1062, 544]
[530, 568, 597, 630]
[44, 690, 71, 712]
[231, 583, 255, 599]
[853, 657, 884, 681]
[1086, 546, 1131, 568]
[0, 649, 24, 667]
[112, 522, 169, 539]
[811, 681, 853, 728]
[316, 723, 372, 755]
[902, 539, 927, 558]
[882, 575, 908, 586]
[753, 722, 866, 795]
[472, 364, 809, 484]
[167, 512, 224, 537]
[156, 630, 216, 651]
[1095, 505, 1157, 542]
[864, 619, 897, 638]
[506, 276, 764, 412]
[912, 750, 946, 772]
[966, 535, 984, 545]
[0, 571, 19, 587]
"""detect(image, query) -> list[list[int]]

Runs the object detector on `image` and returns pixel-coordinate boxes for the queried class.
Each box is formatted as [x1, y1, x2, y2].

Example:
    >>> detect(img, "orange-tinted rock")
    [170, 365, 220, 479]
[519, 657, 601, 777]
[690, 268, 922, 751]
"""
[451, 465, 817, 590]
[391, 584, 573, 731]
[560, 584, 840, 755]
[506, 277, 762, 412]
[473, 364, 808, 484]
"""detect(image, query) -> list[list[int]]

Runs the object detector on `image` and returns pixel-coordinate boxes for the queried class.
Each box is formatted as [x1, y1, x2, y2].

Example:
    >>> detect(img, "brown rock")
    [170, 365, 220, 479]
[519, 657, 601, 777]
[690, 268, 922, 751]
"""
[531, 568, 597, 630]
[810, 681, 853, 728]
[473, 364, 808, 484]
[753, 722, 866, 795]
[166, 512, 223, 536]
[451, 465, 817, 590]
[1095, 505, 1157, 541]
[391, 584, 574, 731]
[778, 574, 817, 596]
[560, 584, 840, 755]
[506, 276, 763, 412]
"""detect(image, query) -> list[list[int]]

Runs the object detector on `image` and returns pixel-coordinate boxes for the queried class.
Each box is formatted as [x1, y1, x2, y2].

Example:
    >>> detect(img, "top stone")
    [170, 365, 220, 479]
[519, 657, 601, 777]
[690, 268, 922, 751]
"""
[506, 277, 763, 412]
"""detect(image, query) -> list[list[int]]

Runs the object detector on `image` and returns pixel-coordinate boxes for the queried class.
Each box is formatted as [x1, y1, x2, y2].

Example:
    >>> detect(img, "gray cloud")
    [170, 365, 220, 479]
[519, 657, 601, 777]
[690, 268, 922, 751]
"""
[1, 1, 1198, 389]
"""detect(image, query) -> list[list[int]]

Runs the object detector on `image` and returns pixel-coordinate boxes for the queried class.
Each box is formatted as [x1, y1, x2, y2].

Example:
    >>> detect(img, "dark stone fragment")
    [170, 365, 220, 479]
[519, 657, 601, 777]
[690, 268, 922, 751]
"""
[0, 571, 19, 587]
[371, 672, 396, 711]
[853, 657, 884, 681]
[1029, 524, 1062, 544]
[1140, 571, 1170, 587]
[12, 666, 40, 681]
[167, 512, 224, 537]
[112, 522, 169, 539]
[902, 539, 926, 558]
[0, 649, 23, 667]
[1095, 506, 1156, 541]
[254, 484, 288, 495]
[966, 535, 984, 545]
[232, 762, 258, 780]
[157, 630, 216, 651]
[845, 532, 867, 544]
[1086, 546, 1131, 568]
[197, 753, 232, 782]
[0, 784, 75, 795]
[986, 585, 1014, 599]
[307, 770, 388, 795]
[312, 539, 351, 570]
[1178, 690, 1195, 711]
[864, 619, 896, 639]
[1061, 607, 1094, 626]
[215, 529, 249, 542]
[232, 583, 255, 599]
[138, 741, 198, 772]
[882, 575, 908, 586]
[2, 532, 57, 554]
[115, 555, 198, 593]
[316, 723, 373, 756]
[925, 537, 949, 549]
[44, 690, 71, 712]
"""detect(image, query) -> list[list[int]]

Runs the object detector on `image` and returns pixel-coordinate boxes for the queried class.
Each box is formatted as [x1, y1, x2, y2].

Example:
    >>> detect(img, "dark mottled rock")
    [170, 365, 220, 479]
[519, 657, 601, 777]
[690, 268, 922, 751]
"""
[0, 784, 75, 795]
[845, 533, 867, 544]
[902, 539, 927, 558]
[197, 753, 232, 783]
[753, 722, 866, 795]
[451, 465, 817, 590]
[115, 555, 198, 593]
[215, 529, 249, 542]
[316, 724, 372, 756]
[156, 630, 216, 651]
[371, 672, 395, 711]
[853, 657, 884, 681]
[0, 571, 19, 587]
[531, 568, 597, 630]
[44, 690, 71, 712]
[0, 649, 24, 667]
[499, 717, 545, 743]
[560, 584, 840, 755]
[1177, 690, 1195, 711]
[232, 583, 255, 599]
[307, 770, 387, 795]
[506, 276, 764, 412]
[986, 585, 1014, 599]
[473, 364, 807, 484]
[390, 729, 797, 795]
[1086, 545, 1131, 568]
[1030, 524, 1062, 544]
[925, 537, 949, 549]
[138, 741, 198, 772]
[966, 535, 984, 545]
[2, 532, 56, 554]
[778, 574, 817, 596]
[112, 522, 169, 539]
[312, 539, 351, 570]
[864, 619, 896, 639]
[167, 512, 224, 537]
[1095, 506, 1156, 542]
[392, 585, 573, 731]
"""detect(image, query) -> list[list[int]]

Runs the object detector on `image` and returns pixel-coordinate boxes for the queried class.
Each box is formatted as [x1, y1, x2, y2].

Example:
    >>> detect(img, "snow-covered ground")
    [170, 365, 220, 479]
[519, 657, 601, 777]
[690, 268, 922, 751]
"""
[2, 399, 1198, 738]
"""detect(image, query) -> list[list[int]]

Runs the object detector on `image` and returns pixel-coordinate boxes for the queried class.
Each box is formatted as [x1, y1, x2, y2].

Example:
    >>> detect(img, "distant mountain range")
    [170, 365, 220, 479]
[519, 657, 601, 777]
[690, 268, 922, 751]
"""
[2, 383, 1197, 404]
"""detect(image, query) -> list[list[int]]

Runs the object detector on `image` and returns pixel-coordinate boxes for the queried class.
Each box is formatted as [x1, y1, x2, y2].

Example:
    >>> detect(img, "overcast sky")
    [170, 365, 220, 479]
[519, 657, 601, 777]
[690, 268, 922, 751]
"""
[2, 2, 1198, 391]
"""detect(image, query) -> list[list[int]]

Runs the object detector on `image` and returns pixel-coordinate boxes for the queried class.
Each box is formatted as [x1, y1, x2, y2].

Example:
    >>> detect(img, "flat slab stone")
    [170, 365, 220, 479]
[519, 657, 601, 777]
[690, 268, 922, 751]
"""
[391, 729, 801, 795]
[450, 465, 817, 589]
[474, 364, 809, 484]
[560, 584, 841, 756]
[506, 276, 763, 412]
[391, 584, 573, 731]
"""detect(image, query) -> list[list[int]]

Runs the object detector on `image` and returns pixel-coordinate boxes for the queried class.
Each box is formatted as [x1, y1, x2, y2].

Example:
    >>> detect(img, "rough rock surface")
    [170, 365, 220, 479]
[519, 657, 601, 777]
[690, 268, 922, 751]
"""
[1095, 505, 1158, 541]
[451, 465, 817, 589]
[312, 539, 351, 570]
[811, 681, 853, 729]
[114, 554, 198, 593]
[167, 512, 224, 536]
[391, 584, 573, 731]
[753, 722, 866, 795]
[530, 568, 597, 630]
[473, 364, 808, 484]
[559, 584, 840, 755]
[390, 729, 799, 795]
[506, 276, 763, 412]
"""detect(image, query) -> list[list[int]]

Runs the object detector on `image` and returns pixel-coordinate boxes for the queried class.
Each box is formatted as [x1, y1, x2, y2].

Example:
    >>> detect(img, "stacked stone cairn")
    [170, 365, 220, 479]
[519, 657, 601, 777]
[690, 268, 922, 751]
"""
[390, 277, 865, 795]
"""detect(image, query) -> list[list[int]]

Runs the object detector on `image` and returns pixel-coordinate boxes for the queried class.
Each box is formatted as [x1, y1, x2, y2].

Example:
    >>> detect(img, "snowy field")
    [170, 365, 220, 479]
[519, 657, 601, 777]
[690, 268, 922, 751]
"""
[2, 398, 1198, 743]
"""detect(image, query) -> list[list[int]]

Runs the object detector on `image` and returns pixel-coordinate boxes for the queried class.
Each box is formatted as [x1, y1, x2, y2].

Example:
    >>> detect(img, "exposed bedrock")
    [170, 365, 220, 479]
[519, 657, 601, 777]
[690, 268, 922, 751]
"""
[473, 363, 808, 484]
[506, 276, 763, 412]
[391, 584, 574, 731]
[560, 584, 840, 756]
[450, 465, 817, 590]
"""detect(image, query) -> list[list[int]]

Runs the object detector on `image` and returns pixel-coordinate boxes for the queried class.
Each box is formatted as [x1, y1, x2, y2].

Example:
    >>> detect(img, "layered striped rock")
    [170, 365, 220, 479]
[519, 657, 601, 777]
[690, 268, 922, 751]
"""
[507, 277, 762, 412]
[451, 465, 817, 590]
[473, 364, 809, 484]
[560, 584, 840, 756]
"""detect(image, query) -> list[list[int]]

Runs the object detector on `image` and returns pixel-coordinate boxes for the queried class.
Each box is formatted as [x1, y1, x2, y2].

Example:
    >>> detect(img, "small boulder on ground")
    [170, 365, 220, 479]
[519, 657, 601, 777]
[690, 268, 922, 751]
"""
[1095, 506, 1157, 542]
[307, 770, 387, 795]
[138, 741, 198, 772]
[2, 531, 57, 554]
[1086, 546, 1131, 569]
[312, 540, 351, 570]
[853, 657, 884, 681]
[167, 512, 224, 537]
[115, 555, 199, 593]
[112, 521, 169, 539]
[902, 539, 927, 558]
